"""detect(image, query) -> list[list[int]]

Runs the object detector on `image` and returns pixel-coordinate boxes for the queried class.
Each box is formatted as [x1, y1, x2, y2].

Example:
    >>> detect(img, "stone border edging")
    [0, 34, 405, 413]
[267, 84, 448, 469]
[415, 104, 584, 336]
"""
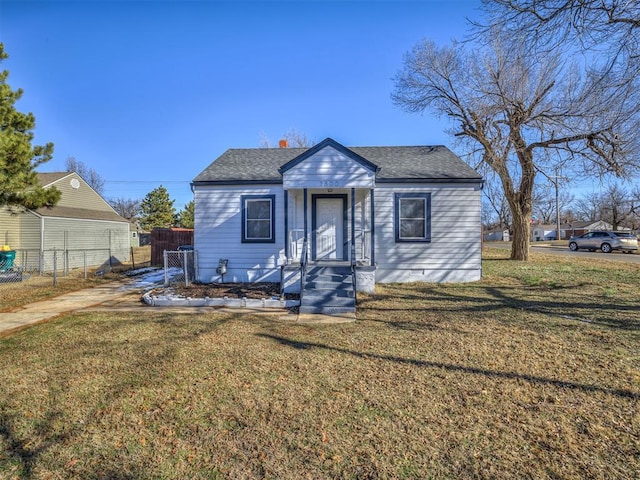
[142, 291, 300, 309]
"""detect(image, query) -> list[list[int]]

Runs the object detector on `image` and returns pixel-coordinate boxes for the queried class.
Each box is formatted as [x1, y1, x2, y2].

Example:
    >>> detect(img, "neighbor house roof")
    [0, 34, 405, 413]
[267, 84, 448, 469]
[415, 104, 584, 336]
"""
[37, 172, 73, 186]
[32, 205, 129, 223]
[193, 138, 482, 185]
[33, 171, 129, 223]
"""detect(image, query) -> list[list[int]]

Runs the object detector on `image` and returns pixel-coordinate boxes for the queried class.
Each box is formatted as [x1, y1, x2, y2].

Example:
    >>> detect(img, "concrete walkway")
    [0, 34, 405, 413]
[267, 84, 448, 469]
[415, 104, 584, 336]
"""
[0, 281, 354, 337]
[0, 281, 142, 336]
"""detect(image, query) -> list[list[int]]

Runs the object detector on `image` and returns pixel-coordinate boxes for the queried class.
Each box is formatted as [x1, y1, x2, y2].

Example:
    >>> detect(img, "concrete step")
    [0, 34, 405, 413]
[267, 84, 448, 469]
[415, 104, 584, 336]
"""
[300, 265, 356, 317]
[304, 280, 353, 291]
[306, 266, 351, 276]
[301, 293, 355, 306]
[305, 273, 353, 283]
[299, 305, 356, 315]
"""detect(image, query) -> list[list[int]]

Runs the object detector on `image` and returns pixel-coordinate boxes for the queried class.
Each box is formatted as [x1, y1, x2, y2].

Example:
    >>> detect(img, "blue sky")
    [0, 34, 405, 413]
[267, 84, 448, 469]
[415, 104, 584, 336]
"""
[2, 0, 482, 211]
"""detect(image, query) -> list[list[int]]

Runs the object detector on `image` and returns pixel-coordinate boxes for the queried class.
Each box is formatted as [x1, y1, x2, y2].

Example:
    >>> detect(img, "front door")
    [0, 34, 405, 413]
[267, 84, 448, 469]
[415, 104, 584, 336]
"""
[312, 195, 346, 260]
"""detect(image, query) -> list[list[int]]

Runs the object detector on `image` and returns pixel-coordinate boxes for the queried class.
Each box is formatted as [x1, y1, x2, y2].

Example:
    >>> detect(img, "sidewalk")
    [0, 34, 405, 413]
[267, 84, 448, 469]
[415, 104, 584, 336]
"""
[0, 281, 142, 336]
[0, 279, 355, 337]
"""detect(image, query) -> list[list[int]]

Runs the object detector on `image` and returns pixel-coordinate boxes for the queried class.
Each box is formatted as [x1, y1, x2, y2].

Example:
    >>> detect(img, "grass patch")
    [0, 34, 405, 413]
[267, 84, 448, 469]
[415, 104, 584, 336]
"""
[0, 248, 638, 478]
[0, 246, 151, 312]
[0, 271, 125, 313]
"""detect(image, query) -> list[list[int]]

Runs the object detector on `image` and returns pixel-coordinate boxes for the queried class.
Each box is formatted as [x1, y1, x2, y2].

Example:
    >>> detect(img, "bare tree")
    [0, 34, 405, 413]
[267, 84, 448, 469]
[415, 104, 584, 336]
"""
[629, 186, 640, 230]
[533, 187, 574, 225]
[258, 128, 314, 148]
[481, 1, 640, 68]
[393, 32, 639, 260]
[482, 169, 512, 230]
[599, 184, 636, 230]
[65, 156, 106, 196]
[109, 197, 140, 222]
[573, 192, 602, 222]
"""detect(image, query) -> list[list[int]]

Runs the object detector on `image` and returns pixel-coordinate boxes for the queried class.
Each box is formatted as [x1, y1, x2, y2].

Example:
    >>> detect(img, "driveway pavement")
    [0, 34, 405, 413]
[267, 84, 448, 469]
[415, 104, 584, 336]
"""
[487, 242, 640, 264]
[0, 281, 144, 337]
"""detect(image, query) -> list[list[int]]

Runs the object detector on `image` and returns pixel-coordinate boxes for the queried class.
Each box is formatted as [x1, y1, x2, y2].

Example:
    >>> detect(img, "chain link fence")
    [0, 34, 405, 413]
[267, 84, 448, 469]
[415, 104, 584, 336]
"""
[163, 250, 198, 287]
[0, 229, 131, 285]
[0, 248, 117, 285]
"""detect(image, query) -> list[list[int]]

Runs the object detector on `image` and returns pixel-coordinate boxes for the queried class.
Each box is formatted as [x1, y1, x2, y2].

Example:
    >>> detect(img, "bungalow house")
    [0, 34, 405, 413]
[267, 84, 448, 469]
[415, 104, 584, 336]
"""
[0, 172, 130, 272]
[192, 138, 483, 311]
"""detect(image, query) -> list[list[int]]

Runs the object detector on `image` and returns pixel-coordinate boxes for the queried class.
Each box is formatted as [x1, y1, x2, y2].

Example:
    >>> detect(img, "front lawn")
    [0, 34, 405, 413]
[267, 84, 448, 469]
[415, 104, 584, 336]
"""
[0, 248, 638, 478]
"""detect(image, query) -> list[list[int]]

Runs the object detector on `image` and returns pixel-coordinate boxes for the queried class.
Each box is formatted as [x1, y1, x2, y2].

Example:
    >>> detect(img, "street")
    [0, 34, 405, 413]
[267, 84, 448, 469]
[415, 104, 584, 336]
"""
[486, 242, 640, 265]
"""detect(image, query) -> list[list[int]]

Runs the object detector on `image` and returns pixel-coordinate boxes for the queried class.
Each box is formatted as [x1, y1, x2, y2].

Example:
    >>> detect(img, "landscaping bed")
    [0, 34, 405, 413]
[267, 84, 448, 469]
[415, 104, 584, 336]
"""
[166, 282, 286, 299]
[144, 282, 300, 308]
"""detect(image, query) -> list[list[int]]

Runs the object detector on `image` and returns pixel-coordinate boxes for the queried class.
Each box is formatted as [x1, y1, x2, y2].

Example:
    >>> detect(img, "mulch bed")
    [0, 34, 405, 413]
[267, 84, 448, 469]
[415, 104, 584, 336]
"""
[166, 282, 298, 300]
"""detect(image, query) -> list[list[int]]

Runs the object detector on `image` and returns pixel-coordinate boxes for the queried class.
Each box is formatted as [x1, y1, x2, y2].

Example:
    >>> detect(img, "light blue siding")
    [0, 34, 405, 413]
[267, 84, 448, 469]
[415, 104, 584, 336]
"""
[194, 185, 285, 283]
[283, 146, 375, 189]
[374, 183, 482, 283]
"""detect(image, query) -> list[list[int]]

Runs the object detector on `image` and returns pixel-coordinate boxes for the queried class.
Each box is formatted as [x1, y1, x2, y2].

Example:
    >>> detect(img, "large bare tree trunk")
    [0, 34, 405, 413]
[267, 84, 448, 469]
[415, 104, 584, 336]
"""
[510, 205, 531, 260]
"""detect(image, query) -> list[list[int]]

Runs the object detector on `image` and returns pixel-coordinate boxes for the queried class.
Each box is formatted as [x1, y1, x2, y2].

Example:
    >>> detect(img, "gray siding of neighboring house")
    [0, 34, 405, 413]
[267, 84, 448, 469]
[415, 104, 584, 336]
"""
[194, 185, 285, 283]
[50, 173, 116, 212]
[0, 207, 41, 251]
[375, 183, 482, 283]
[0, 208, 22, 247]
[41, 217, 130, 270]
[1, 173, 130, 272]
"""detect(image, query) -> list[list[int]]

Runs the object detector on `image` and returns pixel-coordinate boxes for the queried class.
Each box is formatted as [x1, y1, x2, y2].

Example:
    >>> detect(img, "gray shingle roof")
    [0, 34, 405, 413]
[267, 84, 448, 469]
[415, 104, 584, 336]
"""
[37, 172, 73, 186]
[33, 205, 129, 223]
[193, 139, 482, 185]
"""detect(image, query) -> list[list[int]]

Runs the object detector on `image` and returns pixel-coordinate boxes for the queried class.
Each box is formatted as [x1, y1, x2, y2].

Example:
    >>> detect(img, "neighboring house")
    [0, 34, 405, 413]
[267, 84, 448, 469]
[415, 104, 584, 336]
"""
[131, 230, 140, 248]
[531, 224, 563, 241]
[484, 229, 510, 242]
[531, 220, 615, 241]
[569, 220, 615, 236]
[192, 137, 483, 293]
[0, 172, 130, 272]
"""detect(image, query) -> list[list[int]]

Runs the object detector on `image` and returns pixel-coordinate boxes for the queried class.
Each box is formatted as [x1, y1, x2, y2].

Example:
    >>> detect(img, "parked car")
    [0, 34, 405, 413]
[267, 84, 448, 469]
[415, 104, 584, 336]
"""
[568, 231, 638, 253]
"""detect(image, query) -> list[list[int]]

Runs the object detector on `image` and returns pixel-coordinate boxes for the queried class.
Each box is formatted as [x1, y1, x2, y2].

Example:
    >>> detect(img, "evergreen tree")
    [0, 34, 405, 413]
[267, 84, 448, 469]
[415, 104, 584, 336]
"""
[0, 43, 60, 209]
[139, 185, 175, 230]
[176, 200, 194, 229]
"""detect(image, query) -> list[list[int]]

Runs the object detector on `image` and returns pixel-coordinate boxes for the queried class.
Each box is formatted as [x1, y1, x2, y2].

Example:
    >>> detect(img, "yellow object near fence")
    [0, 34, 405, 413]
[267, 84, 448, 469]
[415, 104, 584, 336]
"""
[0, 245, 11, 251]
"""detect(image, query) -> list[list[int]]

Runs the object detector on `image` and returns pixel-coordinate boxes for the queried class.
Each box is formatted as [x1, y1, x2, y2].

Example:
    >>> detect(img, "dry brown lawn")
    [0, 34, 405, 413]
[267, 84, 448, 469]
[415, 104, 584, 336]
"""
[0, 246, 151, 312]
[0, 248, 638, 479]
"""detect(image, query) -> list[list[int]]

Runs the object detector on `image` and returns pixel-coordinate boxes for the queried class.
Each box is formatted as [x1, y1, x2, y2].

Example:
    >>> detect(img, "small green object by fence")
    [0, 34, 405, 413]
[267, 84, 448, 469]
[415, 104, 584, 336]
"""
[0, 250, 16, 271]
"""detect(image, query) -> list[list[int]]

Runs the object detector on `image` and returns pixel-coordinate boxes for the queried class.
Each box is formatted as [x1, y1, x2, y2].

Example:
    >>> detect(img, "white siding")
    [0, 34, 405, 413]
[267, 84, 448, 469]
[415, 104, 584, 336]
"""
[194, 185, 285, 283]
[283, 146, 376, 189]
[374, 183, 482, 283]
[284, 188, 368, 263]
[195, 182, 482, 285]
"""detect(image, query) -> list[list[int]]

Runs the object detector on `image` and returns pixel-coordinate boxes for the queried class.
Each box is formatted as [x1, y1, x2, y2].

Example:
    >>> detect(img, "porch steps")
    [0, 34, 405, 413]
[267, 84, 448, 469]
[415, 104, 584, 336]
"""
[300, 265, 356, 315]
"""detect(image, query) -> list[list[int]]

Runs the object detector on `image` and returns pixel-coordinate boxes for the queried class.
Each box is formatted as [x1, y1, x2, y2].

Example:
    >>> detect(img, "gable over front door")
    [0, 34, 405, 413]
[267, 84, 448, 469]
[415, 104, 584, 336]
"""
[312, 194, 347, 261]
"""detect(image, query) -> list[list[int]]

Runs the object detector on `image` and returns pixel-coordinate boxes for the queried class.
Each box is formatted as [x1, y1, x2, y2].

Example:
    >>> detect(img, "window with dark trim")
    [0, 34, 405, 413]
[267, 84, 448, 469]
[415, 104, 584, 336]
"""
[394, 193, 431, 242]
[241, 195, 275, 243]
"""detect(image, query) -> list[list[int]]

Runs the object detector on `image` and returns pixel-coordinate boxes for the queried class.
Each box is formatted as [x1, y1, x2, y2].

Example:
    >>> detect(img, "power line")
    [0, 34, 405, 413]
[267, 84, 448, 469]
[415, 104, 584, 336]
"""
[104, 180, 190, 184]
